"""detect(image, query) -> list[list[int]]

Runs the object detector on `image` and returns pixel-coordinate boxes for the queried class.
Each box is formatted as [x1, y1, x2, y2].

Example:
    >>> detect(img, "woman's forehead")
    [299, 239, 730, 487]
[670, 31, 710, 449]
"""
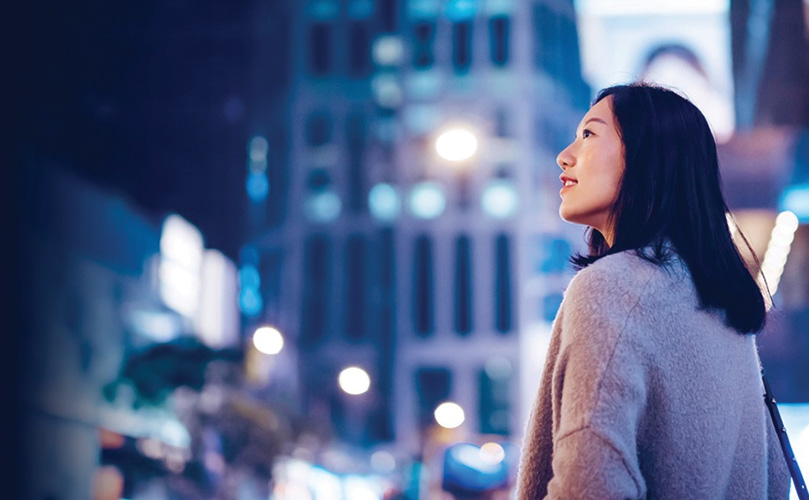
[585, 97, 614, 121]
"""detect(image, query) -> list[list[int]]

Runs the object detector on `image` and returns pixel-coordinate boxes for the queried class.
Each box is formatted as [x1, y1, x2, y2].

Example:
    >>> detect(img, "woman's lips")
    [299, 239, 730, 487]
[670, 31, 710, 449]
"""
[560, 177, 577, 195]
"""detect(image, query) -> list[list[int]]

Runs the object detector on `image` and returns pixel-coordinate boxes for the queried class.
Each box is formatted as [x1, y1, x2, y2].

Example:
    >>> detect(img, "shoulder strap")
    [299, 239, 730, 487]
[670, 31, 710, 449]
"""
[762, 370, 809, 500]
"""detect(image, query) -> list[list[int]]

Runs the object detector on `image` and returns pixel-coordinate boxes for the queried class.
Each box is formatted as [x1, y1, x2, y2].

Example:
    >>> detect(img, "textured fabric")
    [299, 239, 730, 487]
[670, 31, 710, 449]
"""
[517, 250, 790, 500]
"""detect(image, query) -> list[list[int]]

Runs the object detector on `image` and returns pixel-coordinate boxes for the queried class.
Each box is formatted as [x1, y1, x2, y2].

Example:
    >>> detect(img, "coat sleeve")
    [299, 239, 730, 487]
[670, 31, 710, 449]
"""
[545, 427, 644, 500]
[542, 265, 652, 500]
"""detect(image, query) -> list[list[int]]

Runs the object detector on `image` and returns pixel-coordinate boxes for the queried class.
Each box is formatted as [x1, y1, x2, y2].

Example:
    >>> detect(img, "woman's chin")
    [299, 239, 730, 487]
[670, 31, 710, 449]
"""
[558, 206, 579, 225]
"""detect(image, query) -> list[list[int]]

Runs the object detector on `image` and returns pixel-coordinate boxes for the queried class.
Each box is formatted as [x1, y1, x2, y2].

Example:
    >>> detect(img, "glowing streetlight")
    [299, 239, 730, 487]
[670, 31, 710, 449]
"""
[758, 210, 800, 303]
[252, 326, 284, 355]
[338, 366, 371, 395]
[435, 128, 478, 162]
[434, 401, 465, 429]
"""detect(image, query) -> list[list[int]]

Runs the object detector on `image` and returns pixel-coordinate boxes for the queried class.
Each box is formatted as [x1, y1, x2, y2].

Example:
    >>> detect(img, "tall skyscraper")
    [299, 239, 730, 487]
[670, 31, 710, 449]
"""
[245, 0, 591, 463]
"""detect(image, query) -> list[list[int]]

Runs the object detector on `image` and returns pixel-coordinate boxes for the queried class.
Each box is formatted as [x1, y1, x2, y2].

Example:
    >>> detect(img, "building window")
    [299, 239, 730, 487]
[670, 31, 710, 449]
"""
[532, 4, 559, 74]
[307, 168, 331, 190]
[415, 367, 451, 429]
[452, 21, 473, 72]
[379, 0, 398, 32]
[346, 112, 366, 213]
[495, 107, 509, 137]
[372, 228, 396, 441]
[489, 16, 510, 67]
[412, 21, 436, 69]
[454, 235, 473, 335]
[344, 235, 366, 340]
[259, 249, 283, 319]
[301, 235, 331, 345]
[413, 234, 434, 336]
[348, 21, 372, 77]
[479, 364, 512, 435]
[306, 111, 333, 147]
[309, 23, 333, 76]
[495, 234, 512, 333]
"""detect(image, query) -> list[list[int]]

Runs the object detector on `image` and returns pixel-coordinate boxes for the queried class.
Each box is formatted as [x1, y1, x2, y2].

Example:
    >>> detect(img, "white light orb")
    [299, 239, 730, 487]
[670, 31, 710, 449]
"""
[305, 190, 342, 222]
[253, 326, 284, 355]
[409, 181, 446, 219]
[369, 183, 400, 222]
[434, 401, 465, 429]
[484, 356, 513, 380]
[338, 366, 371, 395]
[481, 180, 519, 218]
[435, 128, 478, 162]
[775, 210, 799, 233]
[372, 75, 403, 108]
[372, 35, 403, 66]
[479, 442, 506, 465]
[249, 136, 269, 162]
[370, 451, 396, 474]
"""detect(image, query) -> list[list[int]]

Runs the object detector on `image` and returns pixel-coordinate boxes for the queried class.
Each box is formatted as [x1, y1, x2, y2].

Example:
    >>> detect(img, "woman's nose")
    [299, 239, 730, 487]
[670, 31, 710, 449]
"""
[557, 145, 574, 170]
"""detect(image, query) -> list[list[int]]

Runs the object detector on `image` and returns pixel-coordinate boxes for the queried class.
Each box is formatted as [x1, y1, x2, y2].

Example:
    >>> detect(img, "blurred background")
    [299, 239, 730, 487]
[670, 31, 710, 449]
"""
[12, 0, 809, 499]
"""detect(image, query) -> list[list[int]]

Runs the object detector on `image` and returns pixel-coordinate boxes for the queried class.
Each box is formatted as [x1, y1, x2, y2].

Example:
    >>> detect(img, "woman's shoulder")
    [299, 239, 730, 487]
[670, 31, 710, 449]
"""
[569, 250, 656, 289]
[565, 249, 684, 310]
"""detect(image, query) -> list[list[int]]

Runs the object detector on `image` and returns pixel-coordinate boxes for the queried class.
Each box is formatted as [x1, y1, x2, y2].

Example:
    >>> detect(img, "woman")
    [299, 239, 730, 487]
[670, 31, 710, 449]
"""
[517, 83, 789, 499]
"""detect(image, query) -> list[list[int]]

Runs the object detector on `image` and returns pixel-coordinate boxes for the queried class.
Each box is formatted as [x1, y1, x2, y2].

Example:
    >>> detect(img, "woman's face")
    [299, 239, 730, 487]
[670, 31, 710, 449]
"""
[556, 96, 625, 244]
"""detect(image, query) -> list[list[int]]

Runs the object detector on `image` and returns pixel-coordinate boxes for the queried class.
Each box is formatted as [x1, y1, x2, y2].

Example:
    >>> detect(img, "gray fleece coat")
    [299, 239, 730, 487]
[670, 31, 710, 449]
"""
[517, 250, 790, 499]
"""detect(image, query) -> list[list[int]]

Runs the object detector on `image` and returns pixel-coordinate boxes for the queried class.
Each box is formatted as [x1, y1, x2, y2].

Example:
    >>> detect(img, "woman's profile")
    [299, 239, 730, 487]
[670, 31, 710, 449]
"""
[517, 82, 790, 499]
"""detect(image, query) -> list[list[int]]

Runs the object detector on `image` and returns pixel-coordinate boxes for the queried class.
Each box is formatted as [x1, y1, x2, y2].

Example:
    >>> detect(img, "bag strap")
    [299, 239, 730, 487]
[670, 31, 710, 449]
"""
[762, 370, 808, 500]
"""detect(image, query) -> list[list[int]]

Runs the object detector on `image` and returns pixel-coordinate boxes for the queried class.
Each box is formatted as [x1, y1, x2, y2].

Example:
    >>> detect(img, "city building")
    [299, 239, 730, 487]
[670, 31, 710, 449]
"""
[243, 0, 591, 477]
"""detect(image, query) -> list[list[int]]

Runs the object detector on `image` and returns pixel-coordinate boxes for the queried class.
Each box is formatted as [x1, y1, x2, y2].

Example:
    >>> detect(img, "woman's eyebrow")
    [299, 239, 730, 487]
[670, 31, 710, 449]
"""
[584, 117, 607, 126]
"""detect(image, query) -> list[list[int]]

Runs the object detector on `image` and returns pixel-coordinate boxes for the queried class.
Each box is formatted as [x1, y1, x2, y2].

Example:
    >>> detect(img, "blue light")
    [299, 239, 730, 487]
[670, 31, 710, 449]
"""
[347, 0, 374, 19]
[780, 183, 809, 222]
[446, 0, 479, 21]
[409, 181, 446, 219]
[369, 183, 400, 222]
[246, 172, 269, 202]
[305, 190, 342, 222]
[239, 288, 263, 317]
[408, 0, 439, 19]
[240, 245, 259, 266]
[481, 179, 519, 218]
[239, 265, 260, 289]
[442, 442, 509, 494]
[307, 0, 339, 19]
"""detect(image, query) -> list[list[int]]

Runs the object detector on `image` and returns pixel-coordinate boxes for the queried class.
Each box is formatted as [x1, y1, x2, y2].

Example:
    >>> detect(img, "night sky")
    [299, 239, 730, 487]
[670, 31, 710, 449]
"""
[19, 0, 291, 261]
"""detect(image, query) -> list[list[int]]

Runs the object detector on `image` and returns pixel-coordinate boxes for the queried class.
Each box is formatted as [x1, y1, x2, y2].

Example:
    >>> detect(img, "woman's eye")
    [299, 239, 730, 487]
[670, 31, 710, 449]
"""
[582, 129, 593, 139]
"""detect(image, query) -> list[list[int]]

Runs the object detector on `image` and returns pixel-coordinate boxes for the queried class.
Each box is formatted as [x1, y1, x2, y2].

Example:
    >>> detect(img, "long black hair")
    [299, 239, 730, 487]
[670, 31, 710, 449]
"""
[571, 82, 767, 334]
